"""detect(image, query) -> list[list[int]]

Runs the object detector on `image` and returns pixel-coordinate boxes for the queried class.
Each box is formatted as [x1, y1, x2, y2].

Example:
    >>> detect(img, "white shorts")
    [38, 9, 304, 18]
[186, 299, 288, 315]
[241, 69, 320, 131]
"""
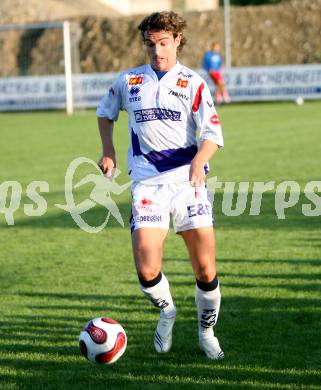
[130, 181, 214, 233]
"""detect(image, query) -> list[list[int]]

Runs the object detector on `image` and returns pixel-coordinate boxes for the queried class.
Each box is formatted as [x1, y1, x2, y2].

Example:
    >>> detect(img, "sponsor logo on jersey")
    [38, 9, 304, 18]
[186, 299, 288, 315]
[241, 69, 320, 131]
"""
[109, 87, 115, 95]
[187, 203, 211, 218]
[133, 214, 162, 223]
[210, 114, 220, 125]
[129, 86, 140, 95]
[134, 108, 181, 123]
[128, 71, 145, 76]
[177, 71, 193, 78]
[206, 100, 213, 108]
[138, 198, 154, 212]
[168, 89, 189, 101]
[129, 86, 142, 102]
[129, 97, 141, 102]
[140, 198, 153, 206]
[129, 76, 143, 85]
[176, 78, 188, 88]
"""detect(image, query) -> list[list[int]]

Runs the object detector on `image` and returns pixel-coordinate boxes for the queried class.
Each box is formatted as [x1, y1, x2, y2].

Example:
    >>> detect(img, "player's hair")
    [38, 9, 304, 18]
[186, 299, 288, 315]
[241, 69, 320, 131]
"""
[212, 42, 221, 50]
[138, 11, 187, 51]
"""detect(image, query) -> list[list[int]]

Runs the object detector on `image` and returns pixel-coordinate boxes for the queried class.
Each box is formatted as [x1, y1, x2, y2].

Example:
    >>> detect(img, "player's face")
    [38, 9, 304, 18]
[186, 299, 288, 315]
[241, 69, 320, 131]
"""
[143, 30, 181, 72]
[213, 43, 221, 52]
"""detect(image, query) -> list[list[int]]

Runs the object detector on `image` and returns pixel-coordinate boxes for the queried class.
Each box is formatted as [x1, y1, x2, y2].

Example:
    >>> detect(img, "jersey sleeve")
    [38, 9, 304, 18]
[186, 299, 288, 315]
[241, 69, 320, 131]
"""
[96, 74, 124, 121]
[192, 81, 224, 147]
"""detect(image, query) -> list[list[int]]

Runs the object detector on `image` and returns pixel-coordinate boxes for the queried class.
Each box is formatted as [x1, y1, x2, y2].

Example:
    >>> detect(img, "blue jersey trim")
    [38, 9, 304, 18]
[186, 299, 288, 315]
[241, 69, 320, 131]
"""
[155, 70, 168, 80]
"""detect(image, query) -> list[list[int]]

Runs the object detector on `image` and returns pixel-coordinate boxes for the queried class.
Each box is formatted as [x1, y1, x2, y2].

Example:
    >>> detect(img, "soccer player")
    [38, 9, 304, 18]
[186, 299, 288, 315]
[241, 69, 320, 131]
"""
[97, 11, 224, 360]
[202, 42, 230, 105]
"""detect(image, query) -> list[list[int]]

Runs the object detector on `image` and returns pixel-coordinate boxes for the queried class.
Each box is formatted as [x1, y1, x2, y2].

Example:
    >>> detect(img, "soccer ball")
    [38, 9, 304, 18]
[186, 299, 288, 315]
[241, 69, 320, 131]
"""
[79, 317, 127, 364]
[295, 96, 304, 106]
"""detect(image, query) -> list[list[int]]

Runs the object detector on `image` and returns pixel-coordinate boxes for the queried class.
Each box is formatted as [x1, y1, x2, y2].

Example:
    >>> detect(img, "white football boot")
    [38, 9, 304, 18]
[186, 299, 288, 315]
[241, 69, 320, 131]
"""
[199, 329, 224, 360]
[154, 311, 176, 353]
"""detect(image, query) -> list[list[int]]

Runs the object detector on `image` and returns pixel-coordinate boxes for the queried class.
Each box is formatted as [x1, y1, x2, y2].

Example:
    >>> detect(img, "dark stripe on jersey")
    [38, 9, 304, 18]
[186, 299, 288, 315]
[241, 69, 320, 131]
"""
[144, 144, 198, 172]
[131, 127, 198, 172]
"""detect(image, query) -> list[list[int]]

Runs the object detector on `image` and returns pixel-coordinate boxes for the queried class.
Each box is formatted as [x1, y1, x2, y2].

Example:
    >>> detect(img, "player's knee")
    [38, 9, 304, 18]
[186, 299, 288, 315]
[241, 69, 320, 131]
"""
[195, 264, 216, 283]
[137, 267, 160, 283]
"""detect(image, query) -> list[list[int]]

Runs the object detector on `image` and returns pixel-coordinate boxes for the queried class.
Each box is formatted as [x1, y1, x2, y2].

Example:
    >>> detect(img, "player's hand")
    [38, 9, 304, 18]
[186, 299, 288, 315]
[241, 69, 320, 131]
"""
[98, 155, 116, 178]
[189, 158, 206, 198]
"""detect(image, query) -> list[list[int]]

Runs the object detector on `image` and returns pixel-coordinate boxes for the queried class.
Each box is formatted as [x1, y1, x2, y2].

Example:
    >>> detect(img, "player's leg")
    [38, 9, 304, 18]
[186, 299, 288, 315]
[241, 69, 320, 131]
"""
[217, 73, 230, 104]
[132, 227, 167, 281]
[132, 228, 176, 353]
[215, 83, 223, 105]
[172, 182, 223, 359]
[132, 227, 175, 316]
[210, 71, 223, 105]
[131, 182, 176, 353]
[220, 82, 231, 103]
[180, 227, 224, 360]
[180, 226, 216, 282]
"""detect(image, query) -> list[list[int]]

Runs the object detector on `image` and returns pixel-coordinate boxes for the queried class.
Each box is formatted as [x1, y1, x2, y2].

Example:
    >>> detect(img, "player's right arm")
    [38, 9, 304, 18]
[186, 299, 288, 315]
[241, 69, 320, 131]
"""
[98, 117, 116, 177]
[96, 74, 124, 177]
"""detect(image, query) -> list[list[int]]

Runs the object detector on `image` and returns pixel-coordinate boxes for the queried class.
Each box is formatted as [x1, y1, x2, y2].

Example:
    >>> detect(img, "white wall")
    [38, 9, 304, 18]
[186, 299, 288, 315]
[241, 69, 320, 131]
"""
[98, 0, 218, 15]
[98, 0, 171, 15]
[185, 0, 219, 11]
[132, 0, 172, 14]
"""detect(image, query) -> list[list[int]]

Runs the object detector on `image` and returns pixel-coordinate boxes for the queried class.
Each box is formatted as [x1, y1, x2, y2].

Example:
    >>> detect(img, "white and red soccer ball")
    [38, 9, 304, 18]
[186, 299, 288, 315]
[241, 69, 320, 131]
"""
[79, 317, 127, 364]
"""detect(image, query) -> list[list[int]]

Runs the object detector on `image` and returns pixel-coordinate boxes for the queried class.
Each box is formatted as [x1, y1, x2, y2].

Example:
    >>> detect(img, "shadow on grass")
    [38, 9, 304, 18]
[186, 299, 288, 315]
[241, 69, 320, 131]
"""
[0, 201, 132, 230]
[0, 192, 319, 231]
[143, 264, 321, 294]
[219, 258, 321, 267]
[0, 289, 321, 389]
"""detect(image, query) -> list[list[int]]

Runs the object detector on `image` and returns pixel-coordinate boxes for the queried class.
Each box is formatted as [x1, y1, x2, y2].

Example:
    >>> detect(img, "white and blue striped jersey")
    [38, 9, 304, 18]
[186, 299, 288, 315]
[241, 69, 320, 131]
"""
[97, 61, 223, 183]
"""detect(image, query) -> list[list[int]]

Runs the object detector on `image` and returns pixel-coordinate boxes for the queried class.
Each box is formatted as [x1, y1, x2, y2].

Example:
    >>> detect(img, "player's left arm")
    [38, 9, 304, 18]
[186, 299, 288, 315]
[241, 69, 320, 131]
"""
[190, 140, 219, 187]
[191, 80, 224, 187]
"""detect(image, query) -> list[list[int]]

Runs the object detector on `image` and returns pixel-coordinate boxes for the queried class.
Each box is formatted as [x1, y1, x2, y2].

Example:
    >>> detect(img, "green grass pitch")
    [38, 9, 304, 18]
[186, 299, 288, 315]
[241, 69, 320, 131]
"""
[0, 101, 321, 389]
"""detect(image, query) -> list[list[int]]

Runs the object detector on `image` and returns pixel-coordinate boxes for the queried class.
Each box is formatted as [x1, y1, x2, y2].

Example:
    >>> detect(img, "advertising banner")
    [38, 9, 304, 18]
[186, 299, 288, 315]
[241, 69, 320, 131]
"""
[0, 65, 320, 111]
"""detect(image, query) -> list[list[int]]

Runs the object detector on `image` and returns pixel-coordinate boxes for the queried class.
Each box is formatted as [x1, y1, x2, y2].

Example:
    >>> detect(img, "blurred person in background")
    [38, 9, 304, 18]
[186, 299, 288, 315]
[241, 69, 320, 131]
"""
[97, 11, 224, 360]
[203, 42, 230, 105]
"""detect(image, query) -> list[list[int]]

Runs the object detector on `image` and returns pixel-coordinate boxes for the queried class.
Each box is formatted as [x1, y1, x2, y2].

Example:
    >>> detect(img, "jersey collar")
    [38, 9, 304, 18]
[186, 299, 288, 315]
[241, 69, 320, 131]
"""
[148, 61, 182, 81]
